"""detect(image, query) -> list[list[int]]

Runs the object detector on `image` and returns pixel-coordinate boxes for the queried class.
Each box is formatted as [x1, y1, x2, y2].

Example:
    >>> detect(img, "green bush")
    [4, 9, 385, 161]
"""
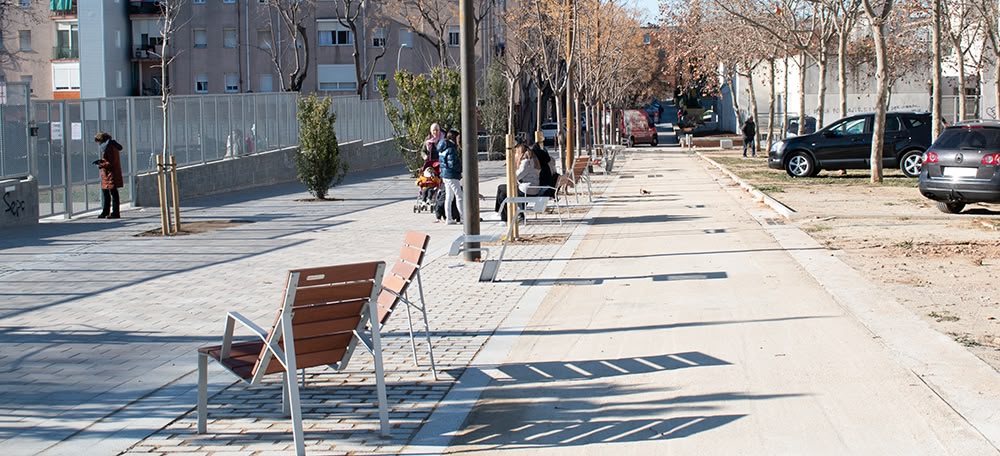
[377, 67, 461, 175]
[296, 95, 348, 199]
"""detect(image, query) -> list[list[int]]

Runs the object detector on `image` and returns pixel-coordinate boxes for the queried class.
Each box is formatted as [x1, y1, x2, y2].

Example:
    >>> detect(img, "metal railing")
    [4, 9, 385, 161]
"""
[5, 91, 395, 220]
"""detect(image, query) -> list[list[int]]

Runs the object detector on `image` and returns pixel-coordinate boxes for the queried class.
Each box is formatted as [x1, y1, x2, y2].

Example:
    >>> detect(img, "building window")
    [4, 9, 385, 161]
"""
[257, 29, 272, 50]
[374, 73, 387, 84]
[317, 64, 357, 91]
[643, 33, 651, 44]
[372, 28, 386, 48]
[223, 0, 235, 3]
[399, 29, 413, 48]
[225, 73, 239, 92]
[195, 74, 208, 93]
[116, 70, 123, 89]
[223, 28, 237, 48]
[193, 0, 205, 3]
[193, 29, 207, 48]
[18, 30, 31, 51]
[19, 0, 30, 8]
[52, 62, 79, 91]
[317, 20, 352, 46]
[447, 27, 459, 47]
[259, 74, 274, 92]
[55, 22, 78, 59]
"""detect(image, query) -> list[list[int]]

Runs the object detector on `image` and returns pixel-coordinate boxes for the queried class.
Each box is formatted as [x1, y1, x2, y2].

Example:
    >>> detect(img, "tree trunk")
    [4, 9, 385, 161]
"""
[838, 31, 849, 118]
[995, 57, 1000, 119]
[729, 70, 742, 132]
[747, 69, 759, 128]
[932, 0, 943, 137]
[870, 16, 890, 183]
[554, 90, 564, 172]
[782, 55, 789, 134]
[817, 45, 828, 128]
[768, 58, 777, 151]
[955, 38, 967, 121]
[797, 53, 807, 135]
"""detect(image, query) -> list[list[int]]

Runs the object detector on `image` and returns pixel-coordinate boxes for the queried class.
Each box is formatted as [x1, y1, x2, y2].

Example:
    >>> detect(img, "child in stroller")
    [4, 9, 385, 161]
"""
[414, 160, 442, 213]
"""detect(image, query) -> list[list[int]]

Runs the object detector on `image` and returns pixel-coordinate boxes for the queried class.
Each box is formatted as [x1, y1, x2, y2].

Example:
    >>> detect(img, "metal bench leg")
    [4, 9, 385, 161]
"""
[197, 352, 208, 433]
[414, 272, 438, 380]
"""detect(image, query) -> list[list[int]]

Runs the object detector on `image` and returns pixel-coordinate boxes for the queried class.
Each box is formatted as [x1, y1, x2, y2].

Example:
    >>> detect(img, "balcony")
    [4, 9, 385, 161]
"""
[53, 46, 79, 60]
[128, 1, 162, 16]
[50, 0, 77, 17]
[132, 45, 161, 61]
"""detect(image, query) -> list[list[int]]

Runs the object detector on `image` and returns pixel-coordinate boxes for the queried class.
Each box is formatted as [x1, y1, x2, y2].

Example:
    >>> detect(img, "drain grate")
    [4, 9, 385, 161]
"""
[764, 218, 785, 226]
[619, 175, 635, 179]
[647, 174, 664, 178]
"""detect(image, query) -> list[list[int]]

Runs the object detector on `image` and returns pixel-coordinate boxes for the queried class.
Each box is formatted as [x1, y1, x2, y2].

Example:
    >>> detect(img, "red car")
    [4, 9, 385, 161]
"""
[619, 109, 658, 147]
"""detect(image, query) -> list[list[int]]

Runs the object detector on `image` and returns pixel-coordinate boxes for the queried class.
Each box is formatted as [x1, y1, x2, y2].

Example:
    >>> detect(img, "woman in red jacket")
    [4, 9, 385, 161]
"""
[93, 132, 124, 219]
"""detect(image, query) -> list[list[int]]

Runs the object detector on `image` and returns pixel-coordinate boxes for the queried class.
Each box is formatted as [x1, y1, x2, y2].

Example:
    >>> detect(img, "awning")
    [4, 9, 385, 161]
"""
[50, 0, 73, 11]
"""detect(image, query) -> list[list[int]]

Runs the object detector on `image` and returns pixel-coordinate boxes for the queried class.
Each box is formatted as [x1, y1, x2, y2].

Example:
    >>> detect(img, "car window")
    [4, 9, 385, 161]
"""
[885, 116, 901, 132]
[934, 128, 1000, 149]
[902, 117, 926, 129]
[827, 117, 866, 136]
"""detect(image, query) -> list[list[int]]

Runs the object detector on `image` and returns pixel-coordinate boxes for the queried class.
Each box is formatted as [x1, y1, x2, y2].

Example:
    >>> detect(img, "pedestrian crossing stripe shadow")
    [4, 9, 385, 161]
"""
[522, 271, 727, 286]
[455, 414, 747, 447]
[487, 351, 729, 383]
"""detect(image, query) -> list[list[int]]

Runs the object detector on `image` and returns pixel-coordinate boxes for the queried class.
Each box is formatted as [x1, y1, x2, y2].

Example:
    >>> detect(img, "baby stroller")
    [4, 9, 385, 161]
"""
[414, 161, 442, 213]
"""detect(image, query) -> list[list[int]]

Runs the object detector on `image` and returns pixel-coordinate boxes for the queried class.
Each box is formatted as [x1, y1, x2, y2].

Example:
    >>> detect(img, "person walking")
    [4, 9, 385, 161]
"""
[93, 132, 124, 219]
[439, 130, 464, 224]
[742, 116, 757, 158]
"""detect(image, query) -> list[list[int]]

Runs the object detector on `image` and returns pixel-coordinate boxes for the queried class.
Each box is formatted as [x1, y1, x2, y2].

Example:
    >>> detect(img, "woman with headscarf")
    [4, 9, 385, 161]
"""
[93, 131, 124, 219]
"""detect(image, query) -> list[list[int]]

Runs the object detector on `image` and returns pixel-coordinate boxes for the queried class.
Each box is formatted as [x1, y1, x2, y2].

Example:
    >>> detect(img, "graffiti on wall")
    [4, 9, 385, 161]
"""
[3, 192, 26, 217]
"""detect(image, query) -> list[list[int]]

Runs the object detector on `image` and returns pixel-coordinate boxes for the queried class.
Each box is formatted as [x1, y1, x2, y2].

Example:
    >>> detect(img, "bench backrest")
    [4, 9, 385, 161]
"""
[255, 261, 385, 376]
[376, 231, 430, 325]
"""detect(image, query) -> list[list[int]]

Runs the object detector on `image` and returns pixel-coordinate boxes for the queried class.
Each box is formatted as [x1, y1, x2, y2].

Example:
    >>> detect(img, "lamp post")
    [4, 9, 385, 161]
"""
[396, 43, 409, 73]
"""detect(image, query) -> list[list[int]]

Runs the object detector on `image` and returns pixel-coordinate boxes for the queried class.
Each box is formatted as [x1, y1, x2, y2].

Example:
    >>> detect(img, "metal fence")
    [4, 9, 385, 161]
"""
[330, 95, 394, 144]
[30, 92, 300, 219]
[0, 82, 31, 180]
[2, 91, 394, 220]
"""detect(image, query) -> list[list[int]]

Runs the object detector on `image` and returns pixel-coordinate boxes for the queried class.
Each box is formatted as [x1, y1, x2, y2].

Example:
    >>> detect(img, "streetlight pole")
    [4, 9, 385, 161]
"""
[396, 43, 409, 73]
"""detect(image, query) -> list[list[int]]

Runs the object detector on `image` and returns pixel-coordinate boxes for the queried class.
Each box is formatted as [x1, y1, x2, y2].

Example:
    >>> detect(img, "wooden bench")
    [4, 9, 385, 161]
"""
[196, 261, 389, 456]
[376, 231, 437, 380]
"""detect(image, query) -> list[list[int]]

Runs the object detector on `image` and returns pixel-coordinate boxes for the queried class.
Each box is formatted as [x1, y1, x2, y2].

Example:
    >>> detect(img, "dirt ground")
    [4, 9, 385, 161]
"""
[700, 151, 1000, 372]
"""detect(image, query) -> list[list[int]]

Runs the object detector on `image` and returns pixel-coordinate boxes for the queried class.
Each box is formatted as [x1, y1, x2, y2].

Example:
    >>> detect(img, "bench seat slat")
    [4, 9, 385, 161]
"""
[293, 282, 375, 307]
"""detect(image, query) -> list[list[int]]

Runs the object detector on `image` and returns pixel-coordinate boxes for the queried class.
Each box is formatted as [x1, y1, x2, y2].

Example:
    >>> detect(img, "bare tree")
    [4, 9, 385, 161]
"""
[942, 0, 983, 121]
[152, 0, 187, 162]
[972, 0, 999, 119]
[392, 0, 497, 67]
[829, 0, 863, 119]
[260, 0, 315, 91]
[0, 1, 43, 68]
[861, 0, 894, 183]
[334, 0, 387, 97]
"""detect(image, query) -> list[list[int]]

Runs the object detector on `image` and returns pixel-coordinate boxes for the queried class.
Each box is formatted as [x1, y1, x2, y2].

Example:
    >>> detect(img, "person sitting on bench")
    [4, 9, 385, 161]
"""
[495, 143, 557, 222]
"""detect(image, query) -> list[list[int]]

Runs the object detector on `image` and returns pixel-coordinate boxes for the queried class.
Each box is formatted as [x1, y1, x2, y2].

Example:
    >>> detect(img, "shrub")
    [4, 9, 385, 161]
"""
[296, 95, 348, 200]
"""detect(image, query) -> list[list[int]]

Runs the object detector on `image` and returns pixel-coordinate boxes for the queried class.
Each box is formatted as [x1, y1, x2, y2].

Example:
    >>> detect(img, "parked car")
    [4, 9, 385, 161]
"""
[768, 111, 931, 178]
[619, 109, 658, 147]
[785, 116, 817, 137]
[540, 122, 559, 146]
[918, 121, 1000, 213]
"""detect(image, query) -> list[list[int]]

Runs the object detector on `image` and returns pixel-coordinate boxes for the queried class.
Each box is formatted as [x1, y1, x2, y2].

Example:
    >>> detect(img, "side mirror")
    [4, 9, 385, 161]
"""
[823, 130, 837, 138]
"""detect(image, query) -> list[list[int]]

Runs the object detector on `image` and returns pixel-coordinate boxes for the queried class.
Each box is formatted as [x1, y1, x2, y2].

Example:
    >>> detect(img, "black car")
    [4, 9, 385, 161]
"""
[918, 121, 1000, 213]
[768, 111, 932, 178]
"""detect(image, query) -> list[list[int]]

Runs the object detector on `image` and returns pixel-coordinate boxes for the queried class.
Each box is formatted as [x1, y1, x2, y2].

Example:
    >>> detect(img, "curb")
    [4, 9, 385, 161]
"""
[697, 152, 796, 220]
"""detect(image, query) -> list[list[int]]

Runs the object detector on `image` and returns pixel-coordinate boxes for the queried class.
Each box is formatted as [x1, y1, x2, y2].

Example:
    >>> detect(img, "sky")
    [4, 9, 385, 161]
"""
[631, 0, 660, 23]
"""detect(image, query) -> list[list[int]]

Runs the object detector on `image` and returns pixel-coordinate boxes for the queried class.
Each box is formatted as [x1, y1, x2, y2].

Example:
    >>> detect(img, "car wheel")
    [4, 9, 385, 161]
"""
[627, 136, 635, 147]
[651, 134, 658, 146]
[785, 152, 814, 178]
[900, 150, 923, 178]
[937, 202, 966, 214]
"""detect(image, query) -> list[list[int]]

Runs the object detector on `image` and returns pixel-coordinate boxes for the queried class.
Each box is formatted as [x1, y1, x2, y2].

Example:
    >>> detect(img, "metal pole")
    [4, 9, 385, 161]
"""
[396, 43, 409, 74]
[460, 0, 481, 262]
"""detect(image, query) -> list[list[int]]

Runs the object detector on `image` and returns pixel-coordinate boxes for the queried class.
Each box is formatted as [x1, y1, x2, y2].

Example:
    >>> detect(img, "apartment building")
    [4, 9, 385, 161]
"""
[1, 0, 498, 100]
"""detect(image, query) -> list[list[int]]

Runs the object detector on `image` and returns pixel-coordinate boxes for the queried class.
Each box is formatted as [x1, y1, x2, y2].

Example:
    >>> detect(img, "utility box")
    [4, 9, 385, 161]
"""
[1, 176, 39, 229]
[720, 139, 734, 149]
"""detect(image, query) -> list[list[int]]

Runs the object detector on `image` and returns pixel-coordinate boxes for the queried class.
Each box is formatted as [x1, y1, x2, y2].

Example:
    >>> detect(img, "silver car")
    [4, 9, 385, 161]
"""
[918, 120, 1000, 213]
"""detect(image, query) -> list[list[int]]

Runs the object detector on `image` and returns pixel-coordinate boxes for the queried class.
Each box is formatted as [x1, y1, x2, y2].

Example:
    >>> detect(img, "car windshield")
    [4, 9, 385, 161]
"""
[934, 128, 1000, 150]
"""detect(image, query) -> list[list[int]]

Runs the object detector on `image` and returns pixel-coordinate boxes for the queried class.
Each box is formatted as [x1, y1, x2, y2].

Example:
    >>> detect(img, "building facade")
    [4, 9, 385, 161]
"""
[1, 0, 498, 101]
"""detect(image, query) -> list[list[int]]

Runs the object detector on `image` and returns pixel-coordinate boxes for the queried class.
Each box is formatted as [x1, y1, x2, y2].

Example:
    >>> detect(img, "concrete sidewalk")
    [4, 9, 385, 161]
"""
[2, 146, 998, 455]
[412, 148, 1000, 455]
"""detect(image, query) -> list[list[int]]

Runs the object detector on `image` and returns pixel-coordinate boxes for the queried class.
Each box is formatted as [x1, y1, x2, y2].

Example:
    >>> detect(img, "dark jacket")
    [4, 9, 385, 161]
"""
[532, 145, 558, 189]
[97, 140, 124, 190]
[439, 139, 462, 180]
[742, 119, 756, 139]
